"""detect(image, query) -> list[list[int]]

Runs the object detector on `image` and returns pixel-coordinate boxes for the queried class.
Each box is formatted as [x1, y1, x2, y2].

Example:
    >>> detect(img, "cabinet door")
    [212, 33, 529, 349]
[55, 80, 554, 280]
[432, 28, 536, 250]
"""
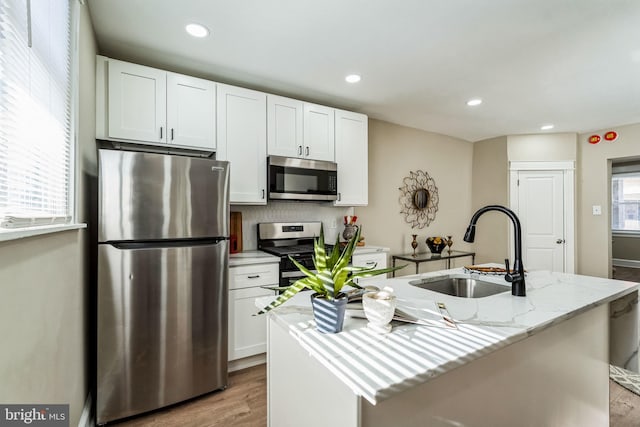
[108, 59, 166, 143]
[334, 110, 368, 206]
[216, 84, 267, 204]
[352, 252, 388, 284]
[167, 73, 216, 150]
[303, 103, 335, 162]
[229, 286, 274, 361]
[267, 95, 304, 158]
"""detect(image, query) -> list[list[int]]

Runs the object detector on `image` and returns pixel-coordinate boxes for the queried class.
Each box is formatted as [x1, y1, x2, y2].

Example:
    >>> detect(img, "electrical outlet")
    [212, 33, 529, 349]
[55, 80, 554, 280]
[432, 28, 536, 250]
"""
[330, 218, 337, 229]
[592, 205, 602, 215]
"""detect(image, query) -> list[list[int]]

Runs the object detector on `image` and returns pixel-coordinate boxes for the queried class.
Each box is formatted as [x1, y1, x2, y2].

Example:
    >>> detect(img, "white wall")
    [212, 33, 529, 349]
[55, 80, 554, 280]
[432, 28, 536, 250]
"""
[232, 202, 354, 250]
[0, 4, 97, 425]
[355, 119, 474, 275]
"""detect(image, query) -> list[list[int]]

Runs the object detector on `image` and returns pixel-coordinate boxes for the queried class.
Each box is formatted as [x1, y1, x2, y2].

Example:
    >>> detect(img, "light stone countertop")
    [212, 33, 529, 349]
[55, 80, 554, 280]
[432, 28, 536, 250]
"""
[257, 268, 638, 405]
[352, 245, 390, 255]
[229, 250, 280, 267]
[229, 246, 388, 267]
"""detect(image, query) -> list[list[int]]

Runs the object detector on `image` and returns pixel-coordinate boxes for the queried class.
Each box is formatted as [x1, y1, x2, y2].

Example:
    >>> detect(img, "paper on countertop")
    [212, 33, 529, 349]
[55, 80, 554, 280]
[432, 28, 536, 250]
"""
[347, 298, 458, 329]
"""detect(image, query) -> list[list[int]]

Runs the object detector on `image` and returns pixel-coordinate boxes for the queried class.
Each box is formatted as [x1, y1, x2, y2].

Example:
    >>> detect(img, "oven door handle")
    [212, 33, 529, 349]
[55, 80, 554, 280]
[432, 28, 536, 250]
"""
[281, 270, 317, 278]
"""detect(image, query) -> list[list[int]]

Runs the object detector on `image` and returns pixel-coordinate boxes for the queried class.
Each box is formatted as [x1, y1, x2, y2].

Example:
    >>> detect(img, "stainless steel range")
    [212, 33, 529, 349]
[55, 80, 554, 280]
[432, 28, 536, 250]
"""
[257, 222, 333, 288]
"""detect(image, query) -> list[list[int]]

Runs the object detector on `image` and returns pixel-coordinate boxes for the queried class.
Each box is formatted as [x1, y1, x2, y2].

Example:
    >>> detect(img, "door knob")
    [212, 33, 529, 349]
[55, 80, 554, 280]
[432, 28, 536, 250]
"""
[556, 239, 565, 244]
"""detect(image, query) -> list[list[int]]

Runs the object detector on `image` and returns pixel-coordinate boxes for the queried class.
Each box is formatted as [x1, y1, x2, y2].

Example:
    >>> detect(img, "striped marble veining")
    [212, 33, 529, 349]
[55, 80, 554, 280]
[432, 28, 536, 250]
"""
[259, 268, 639, 405]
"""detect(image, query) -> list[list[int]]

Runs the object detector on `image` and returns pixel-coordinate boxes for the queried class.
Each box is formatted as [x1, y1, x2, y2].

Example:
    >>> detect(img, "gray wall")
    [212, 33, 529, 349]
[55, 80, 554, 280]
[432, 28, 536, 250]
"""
[355, 119, 475, 275]
[0, 4, 97, 425]
[471, 136, 509, 264]
[613, 235, 640, 262]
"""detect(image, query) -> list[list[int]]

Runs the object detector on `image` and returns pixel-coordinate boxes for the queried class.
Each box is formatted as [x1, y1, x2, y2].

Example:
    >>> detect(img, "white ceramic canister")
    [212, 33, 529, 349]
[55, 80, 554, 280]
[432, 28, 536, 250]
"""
[362, 287, 397, 333]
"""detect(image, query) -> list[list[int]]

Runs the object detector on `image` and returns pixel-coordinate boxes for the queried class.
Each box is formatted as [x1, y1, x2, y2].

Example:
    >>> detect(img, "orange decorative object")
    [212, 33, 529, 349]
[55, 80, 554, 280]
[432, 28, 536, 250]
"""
[604, 131, 618, 141]
[588, 135, 601, 144]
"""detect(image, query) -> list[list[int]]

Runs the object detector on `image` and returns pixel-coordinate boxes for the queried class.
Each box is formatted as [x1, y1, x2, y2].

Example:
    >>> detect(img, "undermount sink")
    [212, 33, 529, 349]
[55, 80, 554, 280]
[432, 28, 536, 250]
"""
[409, 274, 510, 298]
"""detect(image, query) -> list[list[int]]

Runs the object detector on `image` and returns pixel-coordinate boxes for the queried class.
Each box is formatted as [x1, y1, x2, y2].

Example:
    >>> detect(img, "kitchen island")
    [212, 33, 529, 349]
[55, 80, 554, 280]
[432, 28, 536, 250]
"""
[260, 269, 638, 427]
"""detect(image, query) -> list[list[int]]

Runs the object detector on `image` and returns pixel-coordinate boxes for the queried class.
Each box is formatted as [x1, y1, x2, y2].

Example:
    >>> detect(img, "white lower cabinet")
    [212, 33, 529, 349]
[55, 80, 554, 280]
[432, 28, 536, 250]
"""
[352, 251, 388, 285]
[228, 263, 278, 362]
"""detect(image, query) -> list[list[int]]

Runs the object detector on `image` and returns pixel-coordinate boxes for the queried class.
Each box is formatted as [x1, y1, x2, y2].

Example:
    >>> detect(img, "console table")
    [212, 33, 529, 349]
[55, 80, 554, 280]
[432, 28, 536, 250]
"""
[391, 250, 476, 277]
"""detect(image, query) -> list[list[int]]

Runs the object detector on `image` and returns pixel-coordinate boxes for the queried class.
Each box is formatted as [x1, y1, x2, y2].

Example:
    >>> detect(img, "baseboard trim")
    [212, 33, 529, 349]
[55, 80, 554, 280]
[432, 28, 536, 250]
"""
[77, 393, 92, 427]
[229, 353, 266, 372]
[613, 258, 640, 269]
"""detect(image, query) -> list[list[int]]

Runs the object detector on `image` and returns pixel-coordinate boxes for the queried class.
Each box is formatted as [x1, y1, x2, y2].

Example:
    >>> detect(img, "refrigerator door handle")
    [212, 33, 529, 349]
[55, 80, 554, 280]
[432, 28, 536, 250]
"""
[108, 238, 228, 250]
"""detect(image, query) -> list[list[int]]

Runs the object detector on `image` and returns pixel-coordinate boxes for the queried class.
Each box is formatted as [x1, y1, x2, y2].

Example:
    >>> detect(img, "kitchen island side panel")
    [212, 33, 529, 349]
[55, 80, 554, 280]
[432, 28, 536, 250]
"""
[268, 304, 609, 427]
[268, 319, 360, 427]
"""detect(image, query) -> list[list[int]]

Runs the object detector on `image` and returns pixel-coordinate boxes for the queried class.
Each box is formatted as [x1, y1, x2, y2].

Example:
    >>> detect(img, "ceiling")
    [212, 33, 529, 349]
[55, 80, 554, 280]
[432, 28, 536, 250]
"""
[87, 0, 640, 142]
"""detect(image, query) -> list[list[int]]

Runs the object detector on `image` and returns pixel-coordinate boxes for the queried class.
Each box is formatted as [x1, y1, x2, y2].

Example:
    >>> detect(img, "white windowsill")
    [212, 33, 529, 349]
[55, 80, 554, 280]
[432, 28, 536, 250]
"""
[0, 223, 87, 242]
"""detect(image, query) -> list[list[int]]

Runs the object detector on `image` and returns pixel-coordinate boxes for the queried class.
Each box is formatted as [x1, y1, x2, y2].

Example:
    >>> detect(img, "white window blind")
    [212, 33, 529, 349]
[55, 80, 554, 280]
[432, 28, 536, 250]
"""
[0, 0, 73, 228]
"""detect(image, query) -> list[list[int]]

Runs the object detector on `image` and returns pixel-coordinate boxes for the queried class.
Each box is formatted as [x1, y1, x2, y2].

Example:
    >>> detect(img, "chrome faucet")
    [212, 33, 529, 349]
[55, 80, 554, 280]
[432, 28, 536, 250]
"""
[463, 205, 526, 296]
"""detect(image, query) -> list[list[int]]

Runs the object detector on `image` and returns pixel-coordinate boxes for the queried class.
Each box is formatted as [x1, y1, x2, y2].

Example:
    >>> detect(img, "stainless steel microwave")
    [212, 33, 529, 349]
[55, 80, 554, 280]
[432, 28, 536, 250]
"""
[267, 156, 338, 201]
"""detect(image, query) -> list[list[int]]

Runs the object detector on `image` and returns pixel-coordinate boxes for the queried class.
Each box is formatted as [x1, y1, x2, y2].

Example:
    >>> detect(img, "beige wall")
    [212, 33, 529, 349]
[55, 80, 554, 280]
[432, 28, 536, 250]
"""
[355, 120, 474, 276]
[578, 123, 640, 277]
[507, 133, 577, 162]
[471, 136, 510, 264]
[0, 5, 97, 425]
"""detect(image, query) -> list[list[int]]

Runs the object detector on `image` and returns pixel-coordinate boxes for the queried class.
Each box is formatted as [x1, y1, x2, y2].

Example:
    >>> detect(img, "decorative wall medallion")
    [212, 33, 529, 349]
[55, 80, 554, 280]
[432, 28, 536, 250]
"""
[399, 170, 439, 229]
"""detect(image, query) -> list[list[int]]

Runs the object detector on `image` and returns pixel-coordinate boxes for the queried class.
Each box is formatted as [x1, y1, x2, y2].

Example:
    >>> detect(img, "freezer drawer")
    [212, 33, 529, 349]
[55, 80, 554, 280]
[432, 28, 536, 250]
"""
[98, 149, 229, 242]
[96, 241, 228, 424]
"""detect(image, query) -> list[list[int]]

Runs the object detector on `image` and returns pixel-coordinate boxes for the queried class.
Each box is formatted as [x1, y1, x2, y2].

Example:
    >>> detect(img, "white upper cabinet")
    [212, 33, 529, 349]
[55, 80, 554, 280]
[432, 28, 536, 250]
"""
[267, 95, 304, 158]
[166, 73, 216, 150]
[107, 59, 167, 143]
[334, 110, 368, 206]
[267, 96, 335, 162]
[97, 56, 216, 151]
[303, 103, 335, 162]
[216, 84, 267, 204]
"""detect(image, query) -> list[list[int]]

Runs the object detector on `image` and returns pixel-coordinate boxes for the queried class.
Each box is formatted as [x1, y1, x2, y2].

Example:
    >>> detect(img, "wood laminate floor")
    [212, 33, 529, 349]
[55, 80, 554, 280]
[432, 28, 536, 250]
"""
[111, 363, 640, 426]
[112, 364, 267, 427]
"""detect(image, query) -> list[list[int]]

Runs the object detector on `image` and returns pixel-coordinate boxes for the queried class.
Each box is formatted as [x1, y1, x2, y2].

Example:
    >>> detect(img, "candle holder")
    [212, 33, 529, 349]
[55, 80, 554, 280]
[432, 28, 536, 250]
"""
[445, 235, 453, 254]
[411, 234, 418, 256]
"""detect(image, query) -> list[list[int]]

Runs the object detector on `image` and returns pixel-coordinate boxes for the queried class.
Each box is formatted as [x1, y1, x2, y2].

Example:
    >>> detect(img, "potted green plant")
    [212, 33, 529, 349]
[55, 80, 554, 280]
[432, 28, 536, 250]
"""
[257, 226, 404, 333]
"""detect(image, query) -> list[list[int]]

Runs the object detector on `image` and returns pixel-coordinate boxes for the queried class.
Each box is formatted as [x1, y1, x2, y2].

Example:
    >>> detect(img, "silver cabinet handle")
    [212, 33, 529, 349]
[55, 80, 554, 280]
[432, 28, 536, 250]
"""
[338, 193, 341, 201]
[247, 275, 260, 279]
[556, 239, 565, 244]
[262, 189, 265, 199]
[365, 261, 376, 266]
[298, 146, 302, 155]
[160, 126, 163, 139]
[305, 146, 310, 156]
[171, 128, 174, 141]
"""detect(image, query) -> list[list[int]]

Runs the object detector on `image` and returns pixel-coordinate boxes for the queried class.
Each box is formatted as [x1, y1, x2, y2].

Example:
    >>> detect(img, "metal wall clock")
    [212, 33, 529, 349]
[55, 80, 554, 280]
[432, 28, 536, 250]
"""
[398, 170, 439, 229]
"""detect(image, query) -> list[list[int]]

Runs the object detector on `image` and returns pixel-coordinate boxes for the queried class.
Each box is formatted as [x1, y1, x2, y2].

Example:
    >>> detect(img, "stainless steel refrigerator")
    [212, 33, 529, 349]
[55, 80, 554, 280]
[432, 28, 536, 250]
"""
[96, 149, 230, 424]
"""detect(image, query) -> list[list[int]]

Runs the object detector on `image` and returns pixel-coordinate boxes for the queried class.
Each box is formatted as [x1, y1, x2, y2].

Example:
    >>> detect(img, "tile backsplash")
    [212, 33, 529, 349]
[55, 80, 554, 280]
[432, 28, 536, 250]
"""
[232, 201, 354, 250]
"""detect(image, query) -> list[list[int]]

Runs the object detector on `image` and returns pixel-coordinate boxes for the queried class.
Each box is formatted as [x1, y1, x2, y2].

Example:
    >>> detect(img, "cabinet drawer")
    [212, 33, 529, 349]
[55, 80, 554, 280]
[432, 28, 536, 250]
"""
[229, 263, 279, 290]
[352, 252, 387, 269]
[352, 252, 388, 284]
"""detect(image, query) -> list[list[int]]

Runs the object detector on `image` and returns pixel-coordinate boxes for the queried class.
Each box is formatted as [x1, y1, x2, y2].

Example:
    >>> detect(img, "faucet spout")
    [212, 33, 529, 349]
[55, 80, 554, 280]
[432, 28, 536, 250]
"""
[463, 205, 526, 296]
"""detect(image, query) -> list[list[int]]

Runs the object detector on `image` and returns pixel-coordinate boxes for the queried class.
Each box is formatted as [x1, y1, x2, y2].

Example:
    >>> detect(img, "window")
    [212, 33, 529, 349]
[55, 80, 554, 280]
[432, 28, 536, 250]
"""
[612, 173, 640, 232]
[0, 0, 73, 229]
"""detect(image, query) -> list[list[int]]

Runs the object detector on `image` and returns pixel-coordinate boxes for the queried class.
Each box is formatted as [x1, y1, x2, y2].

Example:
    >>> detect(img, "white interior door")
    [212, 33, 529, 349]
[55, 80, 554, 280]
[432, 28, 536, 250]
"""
[515, 170, 565, 272]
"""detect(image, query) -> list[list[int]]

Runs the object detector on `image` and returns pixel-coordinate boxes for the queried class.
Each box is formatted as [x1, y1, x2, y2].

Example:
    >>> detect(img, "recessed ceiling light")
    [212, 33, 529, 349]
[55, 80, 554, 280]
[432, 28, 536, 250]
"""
[185, 23, 209, 38]
[466, 98, 482, 106]
[540, 124, 555, 130]
[345, 74, 361, 83]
